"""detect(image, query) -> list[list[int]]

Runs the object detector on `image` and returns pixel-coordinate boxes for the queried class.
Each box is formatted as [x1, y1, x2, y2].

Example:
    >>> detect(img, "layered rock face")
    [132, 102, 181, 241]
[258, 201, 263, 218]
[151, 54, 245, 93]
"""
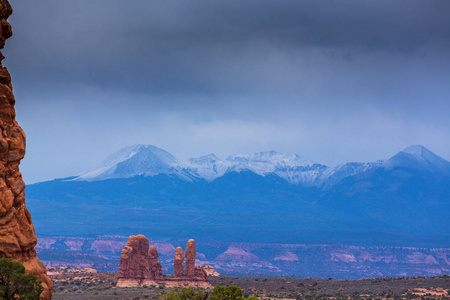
[118, 235, 163, 287]
[0, 1, 52, 299]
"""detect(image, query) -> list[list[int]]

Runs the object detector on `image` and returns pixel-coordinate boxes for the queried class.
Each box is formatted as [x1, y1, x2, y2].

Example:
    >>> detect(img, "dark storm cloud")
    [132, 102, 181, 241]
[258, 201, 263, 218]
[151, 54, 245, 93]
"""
[6, 0, 450, 94]
[2, 0, 450, 183]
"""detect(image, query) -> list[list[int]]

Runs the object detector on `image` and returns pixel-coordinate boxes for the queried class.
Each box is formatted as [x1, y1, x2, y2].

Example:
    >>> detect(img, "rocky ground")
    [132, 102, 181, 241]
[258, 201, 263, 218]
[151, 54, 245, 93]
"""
[49, 267, 450, 300]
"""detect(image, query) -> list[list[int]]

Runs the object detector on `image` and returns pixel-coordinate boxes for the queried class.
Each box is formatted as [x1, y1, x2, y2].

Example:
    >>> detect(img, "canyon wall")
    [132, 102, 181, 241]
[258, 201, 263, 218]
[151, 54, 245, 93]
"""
[0, 1, 53, 298]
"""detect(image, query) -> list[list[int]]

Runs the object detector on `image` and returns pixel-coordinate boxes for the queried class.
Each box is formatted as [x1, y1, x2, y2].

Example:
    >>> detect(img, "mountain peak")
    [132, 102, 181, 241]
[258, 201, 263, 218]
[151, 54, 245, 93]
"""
[401, 145, 431, 156]
[74, 143, 449, 184]
[386, 145, 450, 173]
[189, 154, 221, 164]
[76, 144, 179, 181]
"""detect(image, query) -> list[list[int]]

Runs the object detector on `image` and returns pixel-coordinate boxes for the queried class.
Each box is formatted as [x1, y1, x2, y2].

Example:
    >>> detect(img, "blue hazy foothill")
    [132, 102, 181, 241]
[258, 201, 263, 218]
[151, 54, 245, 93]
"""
[26, 144, 450, 247]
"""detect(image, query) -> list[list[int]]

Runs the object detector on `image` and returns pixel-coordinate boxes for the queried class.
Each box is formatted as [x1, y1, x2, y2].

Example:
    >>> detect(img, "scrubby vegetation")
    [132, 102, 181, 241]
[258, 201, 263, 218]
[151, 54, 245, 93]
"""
[51, 272, 450, 300]
[0, 258, 43, 300]
[161, 286, 258, 300]
[209, 275, 450, 298]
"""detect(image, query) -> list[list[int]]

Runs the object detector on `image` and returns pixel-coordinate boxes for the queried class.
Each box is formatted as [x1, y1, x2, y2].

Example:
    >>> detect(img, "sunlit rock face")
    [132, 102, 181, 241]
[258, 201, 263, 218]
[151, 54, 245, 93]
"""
[117, 235, 163, 287]
[0, 1, 53, 299]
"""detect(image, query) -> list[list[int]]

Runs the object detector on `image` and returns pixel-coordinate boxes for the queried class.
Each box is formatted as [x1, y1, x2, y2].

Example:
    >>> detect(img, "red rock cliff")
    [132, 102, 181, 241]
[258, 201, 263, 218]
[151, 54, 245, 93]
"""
[0, 1, 53, 298]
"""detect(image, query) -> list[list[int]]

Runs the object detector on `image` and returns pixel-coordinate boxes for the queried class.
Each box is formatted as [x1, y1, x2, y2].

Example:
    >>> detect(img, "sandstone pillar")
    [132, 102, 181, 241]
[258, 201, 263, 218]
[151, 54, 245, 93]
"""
[0, 1, 52, 299]
[185, 239, 196, 277]
[149, 245, 163, 280]
[174, 246, 184, 277]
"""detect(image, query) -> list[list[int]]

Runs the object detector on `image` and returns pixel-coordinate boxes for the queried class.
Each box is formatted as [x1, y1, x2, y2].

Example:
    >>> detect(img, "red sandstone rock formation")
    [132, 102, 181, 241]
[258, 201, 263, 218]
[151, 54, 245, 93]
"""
[200, 265, 220, 276]
[118, 235, 210, 288]
[0, 1, 52, 299]
[149, 245, 163, 280]
[117, 235, 163, 287]
[119, 235, 150, 280]
[173, 239, 208, 282]
[185, 239, 196, 277]
[194, 266, 208, 281]
[174, 246, 184, 277]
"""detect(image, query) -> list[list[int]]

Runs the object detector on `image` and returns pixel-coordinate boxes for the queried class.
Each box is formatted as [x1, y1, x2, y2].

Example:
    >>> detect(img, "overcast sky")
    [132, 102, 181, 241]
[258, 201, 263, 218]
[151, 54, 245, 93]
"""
[4, 0, 450, 183]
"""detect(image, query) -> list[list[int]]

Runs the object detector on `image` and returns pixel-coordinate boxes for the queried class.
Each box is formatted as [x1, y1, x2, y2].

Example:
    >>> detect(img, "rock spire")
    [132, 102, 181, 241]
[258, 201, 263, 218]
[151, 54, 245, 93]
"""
[118, 235, 210, 288]
[173, 239, 208, 281]
[0, 1, 52, 299]
[185, 239, 196, 277]
[174, 246, 184, 277]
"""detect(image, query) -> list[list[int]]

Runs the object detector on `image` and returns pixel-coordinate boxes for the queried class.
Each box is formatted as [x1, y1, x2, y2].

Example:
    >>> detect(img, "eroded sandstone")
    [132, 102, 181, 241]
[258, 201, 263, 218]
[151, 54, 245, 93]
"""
[173, 239, 208, 282]
[117, 235, 163, 287]
[185, 239, 196, 277]
[174, 246, 184, 277]
[118, 235, 210, 288]
[0, 1, 52, 299]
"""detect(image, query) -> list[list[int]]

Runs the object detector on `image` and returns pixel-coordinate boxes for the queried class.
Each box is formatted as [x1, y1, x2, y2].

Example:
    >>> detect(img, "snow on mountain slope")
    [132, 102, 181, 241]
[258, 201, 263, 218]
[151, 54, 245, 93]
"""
[182, 154, 232, 182]
[321, 161, 385, 188]
[226, 151, 328, 185]
[384, 145, 450, 173]
[74, 144, 450, 185]
[76, 147, 330, 184]
[226, 151, 315, 169]
[77, 144, 184, 181]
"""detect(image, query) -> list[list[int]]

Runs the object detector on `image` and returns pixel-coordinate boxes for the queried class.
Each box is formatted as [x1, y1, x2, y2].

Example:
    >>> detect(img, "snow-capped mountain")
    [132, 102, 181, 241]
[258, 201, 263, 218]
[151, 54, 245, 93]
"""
[74, 144, 450, 186]
[182, 154, 232, 182]
[225, 151, 328, 185]
[77, 144, 188, 181]
[384, 145, 450, 174]
[29, 144, 450, 247]
[320, 161, 385, 188]
[75, 145, 331, 184]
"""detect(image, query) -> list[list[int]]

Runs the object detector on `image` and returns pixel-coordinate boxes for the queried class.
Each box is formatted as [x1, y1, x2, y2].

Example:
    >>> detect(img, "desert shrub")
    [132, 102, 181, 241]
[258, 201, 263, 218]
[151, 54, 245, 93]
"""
[211, 285, 244, 300]
[160, 287, 208, 300]
[160, 286, 258, 300]
[0, 258, 43, 300]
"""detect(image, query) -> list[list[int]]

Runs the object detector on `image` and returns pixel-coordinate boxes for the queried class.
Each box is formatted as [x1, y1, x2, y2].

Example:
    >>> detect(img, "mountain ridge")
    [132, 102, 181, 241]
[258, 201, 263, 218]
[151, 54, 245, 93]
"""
[26, 143, 450, 247]
[72, 144, 450, 187]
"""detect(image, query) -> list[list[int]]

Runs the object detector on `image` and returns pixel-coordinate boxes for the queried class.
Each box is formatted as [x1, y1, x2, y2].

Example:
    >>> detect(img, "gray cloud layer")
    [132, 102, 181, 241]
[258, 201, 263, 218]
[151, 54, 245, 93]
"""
[3, 0, 450, 182]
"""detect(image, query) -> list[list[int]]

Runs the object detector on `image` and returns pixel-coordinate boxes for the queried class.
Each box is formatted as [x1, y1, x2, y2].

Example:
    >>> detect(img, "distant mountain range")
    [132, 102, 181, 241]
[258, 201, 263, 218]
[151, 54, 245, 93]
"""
[26, 144, 450, 247]
[76, 144, 450, 185]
